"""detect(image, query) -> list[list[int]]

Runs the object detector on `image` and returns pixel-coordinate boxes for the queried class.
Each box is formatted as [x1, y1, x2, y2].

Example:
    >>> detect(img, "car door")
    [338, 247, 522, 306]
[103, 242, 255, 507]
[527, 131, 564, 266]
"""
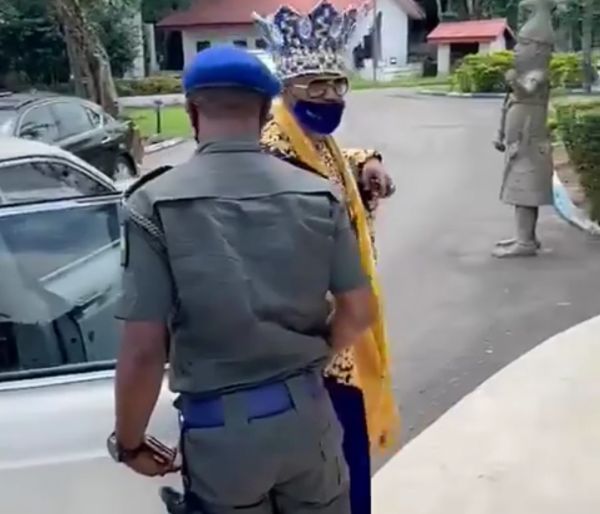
[84, 104, 124, 176]
[0, 195, 180, 514]
[0, 156, 114, 206]
[50, 101, 112, 175]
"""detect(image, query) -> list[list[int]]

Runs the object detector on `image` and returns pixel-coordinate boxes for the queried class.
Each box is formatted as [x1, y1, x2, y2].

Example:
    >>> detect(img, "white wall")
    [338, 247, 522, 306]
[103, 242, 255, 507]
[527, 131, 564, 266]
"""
[478, 35, 506, 55]
[125, 11, 145, 78]
[378, 0, 409, 67]
[181, 26, 261, 67]
[437, 44, 450, 75]
[490, 35, 506, 52]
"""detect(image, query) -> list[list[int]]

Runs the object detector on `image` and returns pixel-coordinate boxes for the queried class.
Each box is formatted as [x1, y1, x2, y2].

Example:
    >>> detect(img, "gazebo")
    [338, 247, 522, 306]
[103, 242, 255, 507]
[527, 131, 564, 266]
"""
[427, 18, 515, 75]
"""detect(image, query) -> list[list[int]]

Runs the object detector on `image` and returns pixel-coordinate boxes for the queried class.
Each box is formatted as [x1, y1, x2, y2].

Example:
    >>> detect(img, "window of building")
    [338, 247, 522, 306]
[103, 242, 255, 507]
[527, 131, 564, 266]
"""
[196, 41, 211, 52]
[233, 40, 248, 48]
[255, 38, 268, 49]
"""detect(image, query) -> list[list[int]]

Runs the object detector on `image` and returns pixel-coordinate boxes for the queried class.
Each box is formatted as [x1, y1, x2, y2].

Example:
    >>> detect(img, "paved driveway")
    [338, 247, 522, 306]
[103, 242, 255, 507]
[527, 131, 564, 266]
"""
[143, 90, 600, 447]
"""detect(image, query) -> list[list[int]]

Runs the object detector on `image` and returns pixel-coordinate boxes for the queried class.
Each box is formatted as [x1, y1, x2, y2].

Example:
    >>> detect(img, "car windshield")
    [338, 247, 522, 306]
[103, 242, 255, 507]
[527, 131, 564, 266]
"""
[0, 111, 16, 135]
[0, 197, 123, 379]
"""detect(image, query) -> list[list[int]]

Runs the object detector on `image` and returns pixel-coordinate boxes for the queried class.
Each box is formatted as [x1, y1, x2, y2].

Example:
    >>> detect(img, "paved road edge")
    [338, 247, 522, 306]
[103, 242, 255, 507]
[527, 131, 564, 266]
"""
[371, 314, 600, 514]
[145, 138, 186, 155]
[418, 89, 600, 99]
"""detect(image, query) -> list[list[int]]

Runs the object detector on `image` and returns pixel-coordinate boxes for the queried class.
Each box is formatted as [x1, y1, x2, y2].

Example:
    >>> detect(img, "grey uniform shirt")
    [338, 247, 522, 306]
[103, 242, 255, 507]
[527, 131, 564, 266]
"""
[116, 140, 367, 395]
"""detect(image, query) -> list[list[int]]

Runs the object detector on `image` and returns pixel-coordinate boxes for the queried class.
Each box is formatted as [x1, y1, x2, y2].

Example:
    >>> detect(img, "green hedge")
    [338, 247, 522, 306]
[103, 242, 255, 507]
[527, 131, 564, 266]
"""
[452, 51, 513, 93]
[555, 100, 600, 221]
[451, 52, 584, 93]
[116, 75, 182, 97]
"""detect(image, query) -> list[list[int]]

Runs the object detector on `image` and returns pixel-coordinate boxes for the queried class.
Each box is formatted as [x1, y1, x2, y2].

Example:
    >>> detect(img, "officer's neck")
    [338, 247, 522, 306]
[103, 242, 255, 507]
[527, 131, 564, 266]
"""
[196, 121, 261, 143]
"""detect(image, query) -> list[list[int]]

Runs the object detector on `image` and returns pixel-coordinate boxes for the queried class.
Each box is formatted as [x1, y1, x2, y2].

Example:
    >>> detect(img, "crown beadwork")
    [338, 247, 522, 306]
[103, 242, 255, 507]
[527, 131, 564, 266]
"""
[253, 1, 367, 79]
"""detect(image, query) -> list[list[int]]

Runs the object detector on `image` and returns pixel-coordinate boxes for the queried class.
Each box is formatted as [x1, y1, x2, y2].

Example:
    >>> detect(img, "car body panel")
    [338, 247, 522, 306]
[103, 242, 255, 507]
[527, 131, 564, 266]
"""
[0, 371, 180, 514]
[0, 176, 181, 513]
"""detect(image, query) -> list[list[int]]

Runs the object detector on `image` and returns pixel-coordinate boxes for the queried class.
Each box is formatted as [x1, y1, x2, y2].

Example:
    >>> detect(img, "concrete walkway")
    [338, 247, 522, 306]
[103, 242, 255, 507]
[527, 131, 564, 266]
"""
[373, 314, 600, 513]
[119, 94, 185, 108]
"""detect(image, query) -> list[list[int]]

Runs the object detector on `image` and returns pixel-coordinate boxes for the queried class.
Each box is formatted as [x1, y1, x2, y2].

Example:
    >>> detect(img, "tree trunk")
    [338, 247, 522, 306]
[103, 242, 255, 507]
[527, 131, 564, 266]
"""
[50, 0, 120, 116]
[582, 0, 594, 93]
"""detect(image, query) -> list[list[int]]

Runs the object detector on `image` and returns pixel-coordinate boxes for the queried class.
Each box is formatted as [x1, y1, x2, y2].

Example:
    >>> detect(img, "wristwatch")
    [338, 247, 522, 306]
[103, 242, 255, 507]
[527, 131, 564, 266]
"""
[106, 432, 144, 463]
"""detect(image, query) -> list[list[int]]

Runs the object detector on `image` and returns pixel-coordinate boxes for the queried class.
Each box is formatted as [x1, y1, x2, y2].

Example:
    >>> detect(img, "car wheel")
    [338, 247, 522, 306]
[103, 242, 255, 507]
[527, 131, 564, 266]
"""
[114, 155, 138, 181]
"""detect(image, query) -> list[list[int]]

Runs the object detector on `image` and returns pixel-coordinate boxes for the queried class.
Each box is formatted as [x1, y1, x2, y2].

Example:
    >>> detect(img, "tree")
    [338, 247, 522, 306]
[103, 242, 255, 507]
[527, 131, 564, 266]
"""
[50, 0, 120, 115]
[86, 0, 142, 77]
[0, 0, 142, 94]
[581, 0, 595, 92]
[0, 0, 70, 89]
[141, 0, 191, 23]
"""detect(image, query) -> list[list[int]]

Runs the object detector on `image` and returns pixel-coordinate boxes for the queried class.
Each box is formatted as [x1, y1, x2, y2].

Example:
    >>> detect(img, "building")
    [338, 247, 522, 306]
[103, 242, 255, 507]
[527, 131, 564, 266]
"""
[157, 0, 424, 76]
[427, 18, 515, 75]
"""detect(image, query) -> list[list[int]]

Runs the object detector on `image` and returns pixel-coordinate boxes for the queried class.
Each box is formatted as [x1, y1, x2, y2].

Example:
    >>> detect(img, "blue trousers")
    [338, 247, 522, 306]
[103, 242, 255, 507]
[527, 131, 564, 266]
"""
[324, 378, 371, 514]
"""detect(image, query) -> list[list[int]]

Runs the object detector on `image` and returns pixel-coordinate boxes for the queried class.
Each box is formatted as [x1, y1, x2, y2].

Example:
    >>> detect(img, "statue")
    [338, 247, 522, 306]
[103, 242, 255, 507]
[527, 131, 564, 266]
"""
[492, 0, 555, 258]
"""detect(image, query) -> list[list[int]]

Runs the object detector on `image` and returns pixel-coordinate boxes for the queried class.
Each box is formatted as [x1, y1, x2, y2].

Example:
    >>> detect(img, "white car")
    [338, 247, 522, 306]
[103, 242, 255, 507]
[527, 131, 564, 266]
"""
[0, 137, 180, 514]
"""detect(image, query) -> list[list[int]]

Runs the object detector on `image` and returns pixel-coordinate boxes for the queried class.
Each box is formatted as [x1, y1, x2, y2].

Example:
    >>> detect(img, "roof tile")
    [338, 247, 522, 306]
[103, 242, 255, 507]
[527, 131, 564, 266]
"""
[158, 0, 423, 28]
[427, 18, 513, 44]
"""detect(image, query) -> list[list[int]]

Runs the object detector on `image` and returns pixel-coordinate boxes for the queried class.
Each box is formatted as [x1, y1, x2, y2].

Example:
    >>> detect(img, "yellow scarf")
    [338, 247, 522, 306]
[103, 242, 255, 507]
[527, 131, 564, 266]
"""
[272, 101, 400, 452]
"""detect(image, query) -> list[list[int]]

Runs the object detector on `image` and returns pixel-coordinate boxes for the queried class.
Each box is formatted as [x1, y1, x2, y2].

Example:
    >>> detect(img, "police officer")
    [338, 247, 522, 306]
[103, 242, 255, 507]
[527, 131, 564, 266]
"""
[110, 45, 375, 514]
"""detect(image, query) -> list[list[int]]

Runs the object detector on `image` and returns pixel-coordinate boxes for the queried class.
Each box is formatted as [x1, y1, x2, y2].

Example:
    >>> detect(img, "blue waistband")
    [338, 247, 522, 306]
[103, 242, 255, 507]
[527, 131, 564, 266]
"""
[178, 373, 321, 429]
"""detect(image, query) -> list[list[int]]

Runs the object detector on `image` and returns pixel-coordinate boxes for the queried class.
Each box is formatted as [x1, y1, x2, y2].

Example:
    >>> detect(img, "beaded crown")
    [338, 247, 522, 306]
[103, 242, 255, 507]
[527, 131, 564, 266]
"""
[253, 1, 367, 79]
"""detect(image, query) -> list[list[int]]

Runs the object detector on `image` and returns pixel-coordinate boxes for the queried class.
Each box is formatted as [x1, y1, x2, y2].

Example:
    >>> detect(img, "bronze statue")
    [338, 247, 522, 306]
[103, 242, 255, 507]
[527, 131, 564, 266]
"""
[493, 0, 555, 258]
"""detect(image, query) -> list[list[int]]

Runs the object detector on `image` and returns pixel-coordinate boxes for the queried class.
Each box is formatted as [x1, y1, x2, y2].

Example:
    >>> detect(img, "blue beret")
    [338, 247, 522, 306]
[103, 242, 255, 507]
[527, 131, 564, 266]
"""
[182, 45, 281, 99]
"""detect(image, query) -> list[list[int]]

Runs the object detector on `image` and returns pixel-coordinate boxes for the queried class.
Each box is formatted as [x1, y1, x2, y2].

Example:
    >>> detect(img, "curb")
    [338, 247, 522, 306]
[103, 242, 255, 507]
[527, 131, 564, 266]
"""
[144, 138, 186, 155]
[552, 171, 600, 236]
[418, 89, 504, 98]
[418, 89, 599, 99]
[119, 94, 185, 108]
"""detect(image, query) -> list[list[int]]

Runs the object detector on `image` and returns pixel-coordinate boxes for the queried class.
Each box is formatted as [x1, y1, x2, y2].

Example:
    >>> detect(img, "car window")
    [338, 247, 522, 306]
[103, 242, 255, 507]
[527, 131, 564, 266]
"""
[86, 107, 103, 128]
[0, 160, 113, 206]
[18, 106, 60, 144]
[0, 198, 122, 377]
[0, 110, 17, 136]
[52, 102, 94, 139]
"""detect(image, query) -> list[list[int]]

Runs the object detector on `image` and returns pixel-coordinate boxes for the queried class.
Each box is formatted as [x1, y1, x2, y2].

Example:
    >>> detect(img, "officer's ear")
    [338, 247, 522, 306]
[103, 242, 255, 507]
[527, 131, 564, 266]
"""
[259, 99, 272, 129]
[185, 99, 200, 142]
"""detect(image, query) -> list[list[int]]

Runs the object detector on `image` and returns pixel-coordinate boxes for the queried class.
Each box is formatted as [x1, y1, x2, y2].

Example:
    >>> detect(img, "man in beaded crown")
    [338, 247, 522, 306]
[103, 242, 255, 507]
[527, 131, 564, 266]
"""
[255, 3, 400, 514]
[253, 0, 359, 79]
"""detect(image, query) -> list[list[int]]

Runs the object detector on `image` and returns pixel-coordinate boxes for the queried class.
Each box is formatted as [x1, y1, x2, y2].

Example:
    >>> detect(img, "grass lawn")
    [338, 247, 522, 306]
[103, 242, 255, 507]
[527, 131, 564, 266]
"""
[124, 106, 191, 140]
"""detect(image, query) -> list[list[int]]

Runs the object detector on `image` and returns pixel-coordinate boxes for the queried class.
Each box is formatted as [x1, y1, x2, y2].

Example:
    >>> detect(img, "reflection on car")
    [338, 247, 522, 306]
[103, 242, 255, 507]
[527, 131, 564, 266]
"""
[0, 138, 178, 514]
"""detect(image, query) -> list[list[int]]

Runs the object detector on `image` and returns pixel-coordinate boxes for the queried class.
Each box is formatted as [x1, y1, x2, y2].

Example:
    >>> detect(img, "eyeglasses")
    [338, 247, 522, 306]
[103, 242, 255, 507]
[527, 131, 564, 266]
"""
[291, 77, 350, 99]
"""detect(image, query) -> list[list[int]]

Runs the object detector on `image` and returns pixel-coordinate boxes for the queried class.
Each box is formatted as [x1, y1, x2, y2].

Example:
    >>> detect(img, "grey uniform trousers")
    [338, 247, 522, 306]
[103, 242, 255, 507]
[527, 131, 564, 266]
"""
[180, 374, 351, 514]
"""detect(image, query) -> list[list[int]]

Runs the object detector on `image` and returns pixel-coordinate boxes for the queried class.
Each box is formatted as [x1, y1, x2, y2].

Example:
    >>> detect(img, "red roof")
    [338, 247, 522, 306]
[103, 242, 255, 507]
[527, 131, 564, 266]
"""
[427, 18, 514, 44]
[158, 0, 423, 29]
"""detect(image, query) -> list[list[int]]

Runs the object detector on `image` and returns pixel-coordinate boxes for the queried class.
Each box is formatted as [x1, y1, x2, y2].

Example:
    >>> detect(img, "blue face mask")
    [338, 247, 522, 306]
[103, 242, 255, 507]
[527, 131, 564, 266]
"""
[292, 100, 345, 135]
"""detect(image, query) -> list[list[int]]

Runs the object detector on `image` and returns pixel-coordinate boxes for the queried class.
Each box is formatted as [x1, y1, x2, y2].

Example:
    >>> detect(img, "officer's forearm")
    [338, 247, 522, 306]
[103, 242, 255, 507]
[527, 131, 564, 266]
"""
[115, 322, 168, 448]
[329, 287, 375, 352]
